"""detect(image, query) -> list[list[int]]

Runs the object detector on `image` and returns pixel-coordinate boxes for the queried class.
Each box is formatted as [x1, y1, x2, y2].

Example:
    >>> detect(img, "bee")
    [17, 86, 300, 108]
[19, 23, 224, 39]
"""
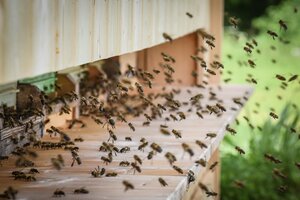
[74, 187, 89, 194]
[272, 168, 287, 179]
[147, 151, 155, 160]
[177, 112, 186, 120]
[267, 30, 278, 40]
[278, 185, 288, 193]
[108, 130, 117, 143]
[186, 12, 193, 18]
[150, 143, 162, 153]
[229, 17, 239, 28]
[195, 140, 207, 149]
[187, 170, 196, 187]
[133, 155, 142, 165]
[196, 112, 203, 119]
[248, 59, 256, 68]
[170, 114, 178, 121]
[131, 162, 141, 174]
[209, 161, 218, 171]
[264, 153, 282, 164]
[53, 189, 65, 197]
[51, 155, 64, 170]
[74, 137, 84, 142]
[243, 47, 252, 54]
[119, 161, 130, 167]
[252, 39, 258, 46]
[198, 182, 209, 192]
[226, 125, 237, 135]
[128, 123, 135, 132]
[295, 162, 300, 169]
[125, 137, 132, 141]
[216, 103, 226, 112]
[120, 146, 130, 153]
[288, 75, 298, 82]
[182, 143, 194, 157]
[235, 146, 245, 155]
[171, 129, 182, 138]
[158, 177, 168, 187]
[270, 112, 279, 119]
[0, 186, 18, 199]
[123, 180, 134, 191]
[160, 128, 171, 136]
[25, 175, 36, 182]
[144, 113, 152, 121]
[143, 121, 150, 126]
[165, 152, 177, 165]
[206, 132, 217, 139]
[106, 172, 118, 177]
[28, 168, 39, 174]
[278, 20, 287, 31]
[153, 69, 160, 74]
[138, 141, 148, 151]
[195, 158, 206, 167]
[233, 180, 245, 189]
[275, 74, 286, 81]
[172, 165, 184, 174]
[101, 156, 112, 165]
[162, 33, 173, 42]
[206, 191, 218, 197]
[205, 40, 215, 49]
[91, 166, 105, 177]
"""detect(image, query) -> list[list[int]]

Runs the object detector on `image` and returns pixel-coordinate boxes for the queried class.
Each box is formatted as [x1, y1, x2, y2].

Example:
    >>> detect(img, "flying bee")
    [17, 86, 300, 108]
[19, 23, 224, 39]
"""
[216, 103, 226, 112]
[119, 161, 130, 167]
[153, 69, 160, 74]
[233, 180, 245, 189]
[235, 146, 245, 155]
[206, 132, 217, 139]
[165, 152, 177, 165]
[198, 182, 209, 192]
[272, 168, 287, 179]
[163, 33, 173, 42]
[177, 112, 186, 120]
[123, 180, 134, 191]
[270, 112, 279, 119]
[206, 191, 218, 197]
[133, 155, 142, 165]
[275, 74, 286, 81]
[209, 161, 218, 171]
[205, 40, 215, 49]
[278, 20, 287, 31]
[196, 112, 203, 119]
[53, 189, 65, 197]
[74, 187, 89, 194]
[131, 162, 141, 174]
[182, 143, 194, 157]
[243, 47, 252, 54]
[226, 125, 237, 135]
[170, 114, 178, 121]
[267, 30, 278, 40]
[195, 158, 206, 167]
[128, 123, 135, 132]
[248, 59, 256, 68]
[229, 17, 239, 28]
[160, 128, 171, 136]
[264, 153, 282, 164]
[172, 129, 182, 138]
[187, 170, 196, 187]
[186, 12, 193, 18]
[150, 143, 162, 153]
[295, 162, 300, 169]
[172, 165, 184, 174]
[288, 74, 298, 82]
[278, 185, 288, 193]
[143, 121, 150, 126]
[144, 113, 152, 121]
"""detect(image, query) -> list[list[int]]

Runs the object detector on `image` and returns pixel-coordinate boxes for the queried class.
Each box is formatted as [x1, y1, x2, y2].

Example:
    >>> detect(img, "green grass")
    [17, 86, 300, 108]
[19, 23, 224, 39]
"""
[220, 29, 300, 154]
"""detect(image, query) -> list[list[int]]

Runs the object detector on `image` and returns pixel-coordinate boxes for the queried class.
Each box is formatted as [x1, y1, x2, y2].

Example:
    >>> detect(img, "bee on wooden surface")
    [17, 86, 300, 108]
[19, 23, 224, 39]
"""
[161, 52, 176, 63]
[171, 129, 182, 139]
[128, 123, 135, 132]
[182, 143, 194, 158]
[120, 146, 130, 153]
[25, 175, 36, 182]
[74, 187, 89, 194]
[209, 161, 218, 171]
[160, 128, 171, 136]
[206, 132, 217, 139]
[235, 146, 245, 155]
[195, 158, 206, 167]
[206, 69, 216, 76]
[131, 162, 141, 174]
[92, 116, 103, 125]
[28, 168, 39, 174]
[125, 137, 132, 141]
[123, 180, 134, 191]
[279, 20, 287, 31]
[270, 112, 279, 119]
[106, 172, 118, 177]
[147, 151, 155, 160]
[163, 33, 173, 42]
[267, 30, 278, 40]
[264, 153, 282, 164]
[150, 143, 162, 153]
[172, 165, 184, 174]
[108, 130, 117, 143]
[165, 152, 177, 165]
[196, 112, 203, 119]
[288, 75, 298, 82]
[53, 189, 65, 197]
[229, 17, 239, 28]
[74, 137, 84, 142]
[144, 113, 152, 121]
[186, 12, 193, 18]
[91, 166, 105, 177]
[101, 156, 112, 165]
[133, 155, 142, 165]
[143, 121, 150, 126]
[119, 161, 130, 167]
[273, 168, 287, 179]
[138, 141, 148, 151]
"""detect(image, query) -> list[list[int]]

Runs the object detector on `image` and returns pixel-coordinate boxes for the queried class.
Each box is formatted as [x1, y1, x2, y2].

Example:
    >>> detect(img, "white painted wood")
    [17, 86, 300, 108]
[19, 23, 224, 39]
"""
[0, 0, 210, 85]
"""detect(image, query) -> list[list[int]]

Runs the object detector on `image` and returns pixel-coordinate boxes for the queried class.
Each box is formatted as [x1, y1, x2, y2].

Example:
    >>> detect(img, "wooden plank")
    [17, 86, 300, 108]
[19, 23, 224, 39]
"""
[0, 85, 252, 199]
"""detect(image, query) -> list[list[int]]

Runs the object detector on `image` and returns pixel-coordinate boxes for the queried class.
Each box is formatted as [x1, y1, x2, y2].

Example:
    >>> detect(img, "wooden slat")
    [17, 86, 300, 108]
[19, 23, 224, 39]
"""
[0, 85, 252, 199]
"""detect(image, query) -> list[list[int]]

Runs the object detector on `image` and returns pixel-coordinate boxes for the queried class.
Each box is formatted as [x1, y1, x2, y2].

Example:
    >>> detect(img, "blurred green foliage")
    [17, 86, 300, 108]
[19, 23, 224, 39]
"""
[221, 104, 300, 200]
